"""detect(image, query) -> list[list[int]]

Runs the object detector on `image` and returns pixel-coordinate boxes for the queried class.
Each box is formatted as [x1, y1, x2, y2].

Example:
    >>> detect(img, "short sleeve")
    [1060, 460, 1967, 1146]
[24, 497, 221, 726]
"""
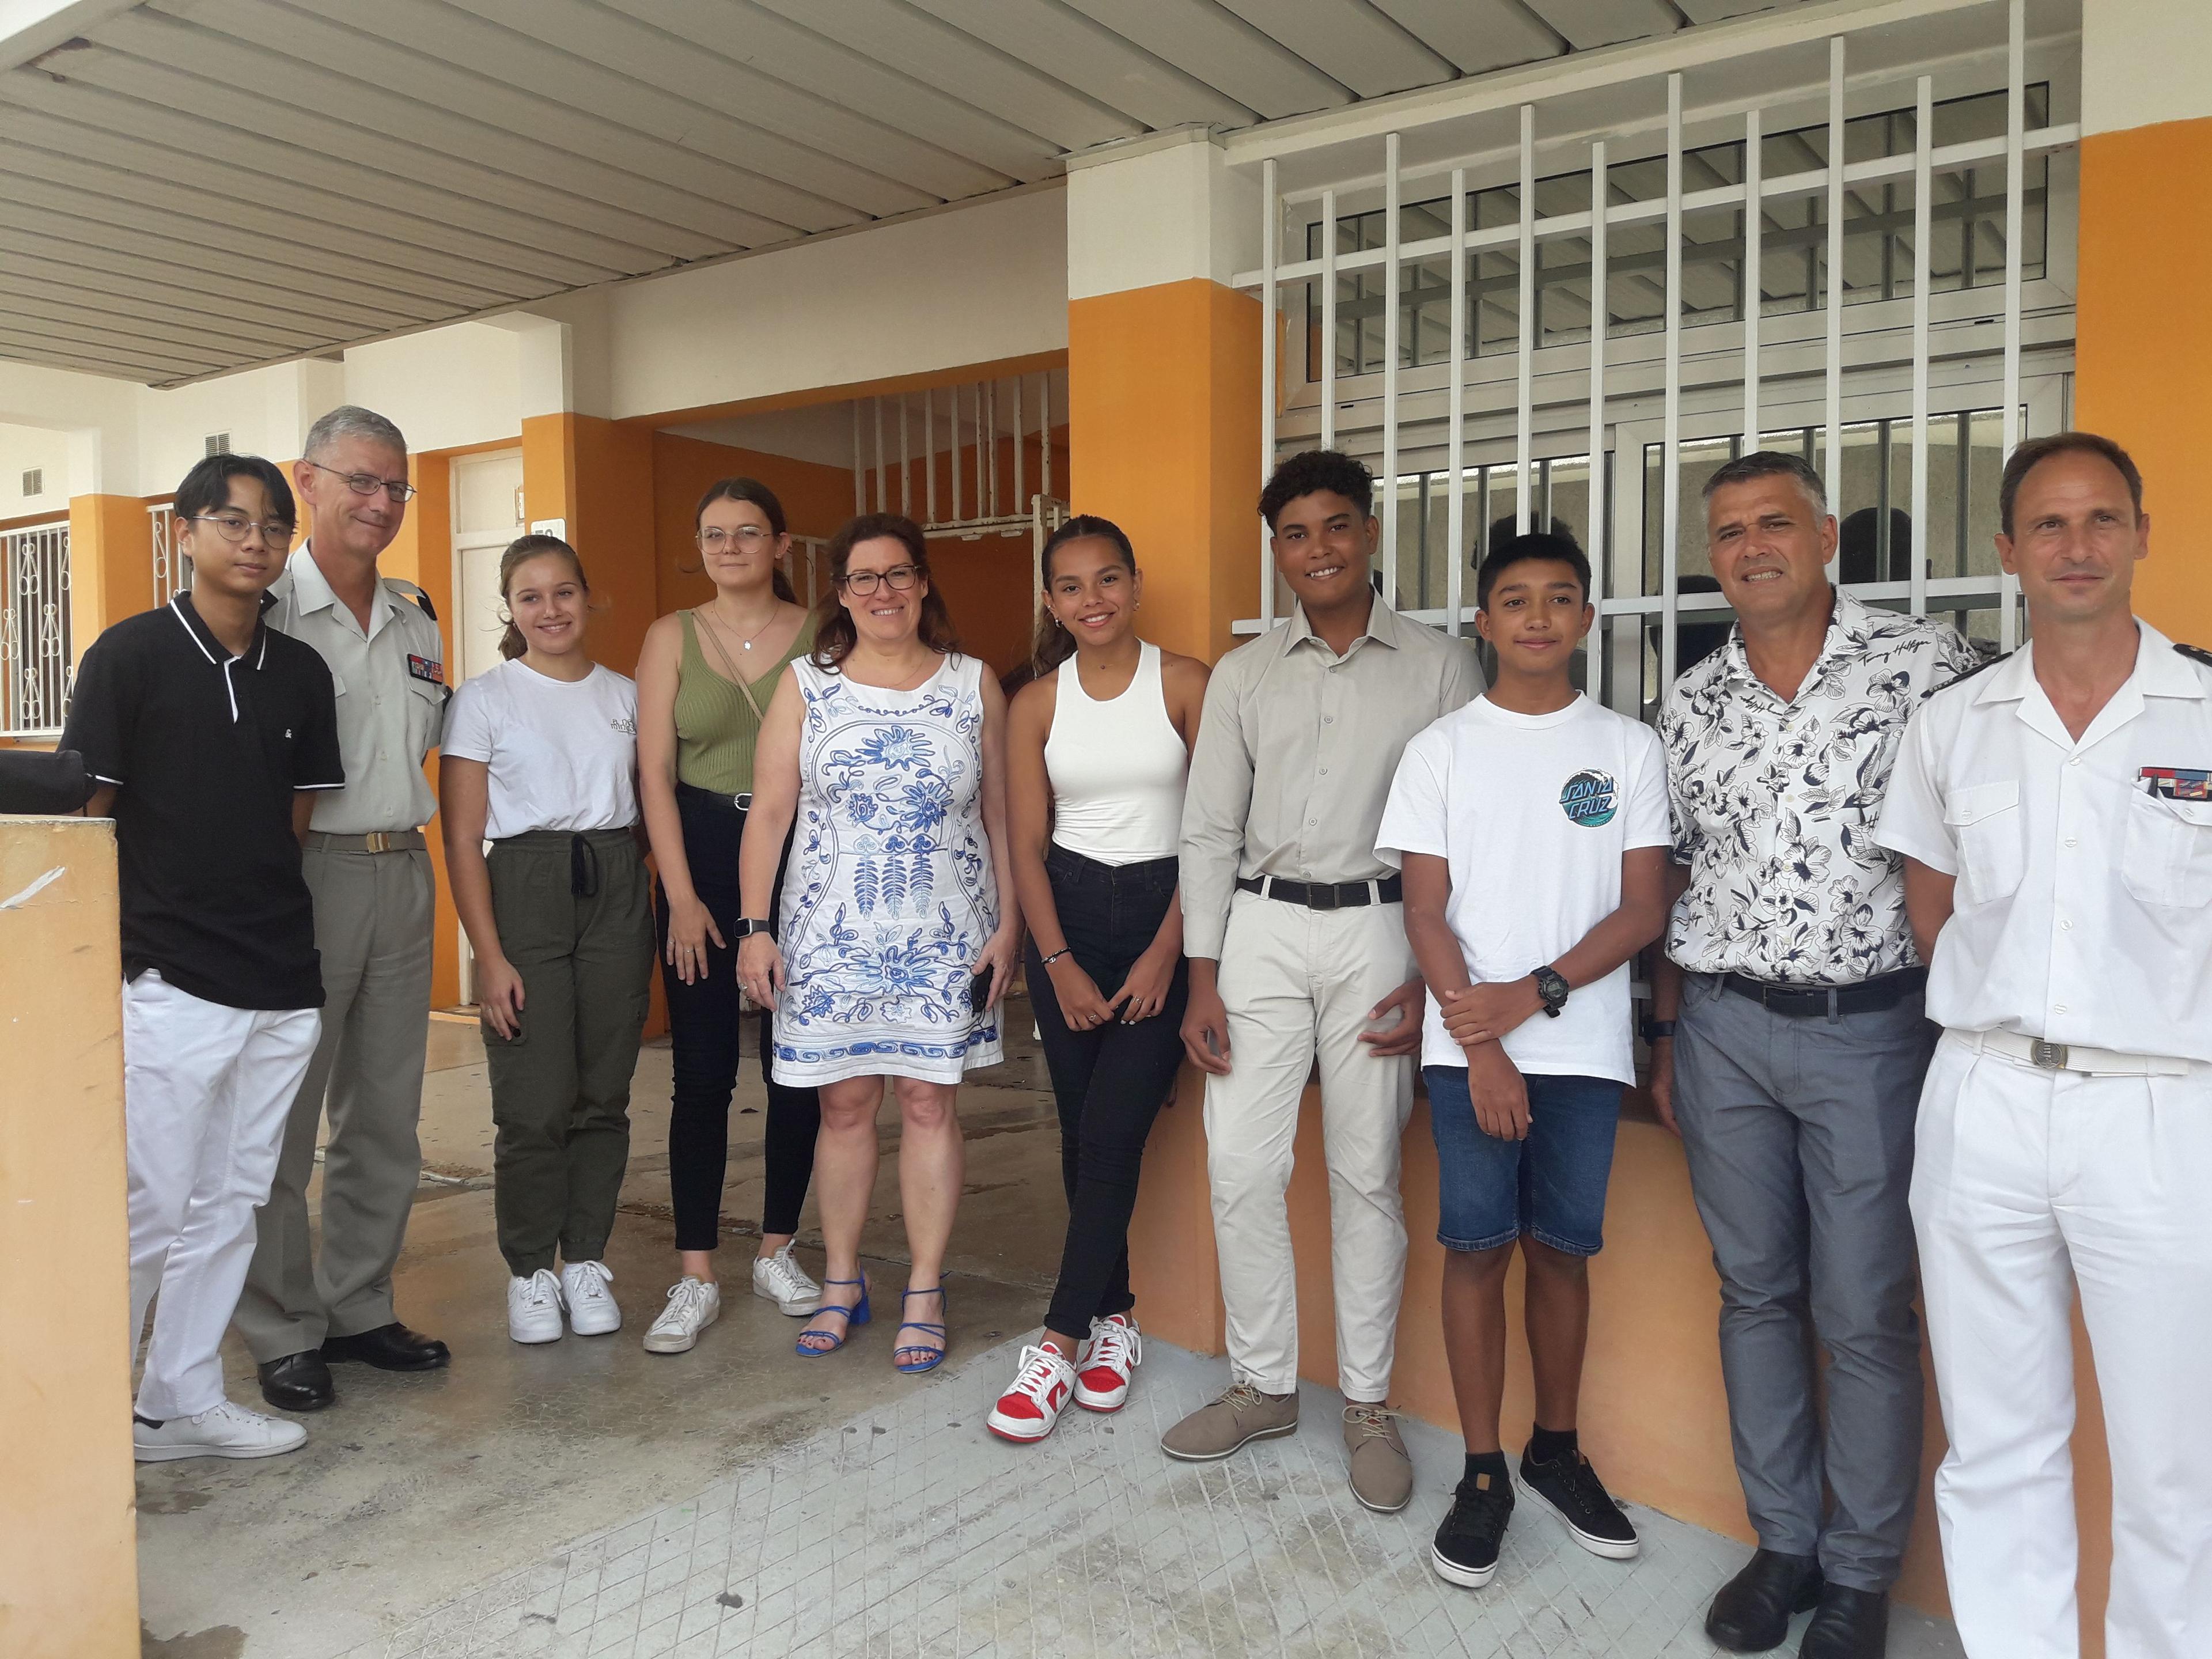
[60, 631, 131, 787]
[440, 673, 497, 763]
[292, 652, 345, 789]
[1374, 726, 1450, 868]
[1874, 703, 1957, 874]
[1622, 725, 1672, 851]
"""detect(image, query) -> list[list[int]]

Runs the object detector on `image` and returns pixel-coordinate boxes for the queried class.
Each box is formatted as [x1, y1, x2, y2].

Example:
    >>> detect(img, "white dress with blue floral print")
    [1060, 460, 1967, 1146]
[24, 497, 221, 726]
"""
[771, 653, 1003, 1085]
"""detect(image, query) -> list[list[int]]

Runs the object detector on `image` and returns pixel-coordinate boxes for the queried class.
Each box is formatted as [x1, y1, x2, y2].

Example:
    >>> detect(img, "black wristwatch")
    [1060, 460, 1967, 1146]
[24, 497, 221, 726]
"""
[732, 918, 775, 938]
[1641, 1018, 1677, 1044]
[1532, 964, 1570, 1018]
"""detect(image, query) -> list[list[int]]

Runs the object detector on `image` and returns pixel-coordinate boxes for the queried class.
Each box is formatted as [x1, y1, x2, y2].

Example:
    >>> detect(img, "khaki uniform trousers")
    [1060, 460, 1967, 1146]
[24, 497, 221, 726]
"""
[1203, 889, 1416, 1402]
[238, 842, 434, 1361]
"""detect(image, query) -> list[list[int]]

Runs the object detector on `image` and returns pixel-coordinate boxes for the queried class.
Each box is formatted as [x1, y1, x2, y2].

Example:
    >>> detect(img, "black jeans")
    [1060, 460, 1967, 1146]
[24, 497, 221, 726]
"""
[657, 783, 820, 1252]
[1024, 846, 1188, 1338]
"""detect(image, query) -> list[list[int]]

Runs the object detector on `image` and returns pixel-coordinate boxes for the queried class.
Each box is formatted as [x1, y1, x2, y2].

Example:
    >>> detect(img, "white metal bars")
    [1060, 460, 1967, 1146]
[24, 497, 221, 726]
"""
[1999, 0, 2025, 651]
[1380, 136, 1402, 608]
[1260, 156, 1279, 630]
[1, 518, 70, 738]
[1585, 142, 1608, 695]
[1516, 104, 1536, 539]
[1824, 34, 1847, 571]
[1445, 169, 1468, 639]
[1660, 73, 1683, 694]
[851, 373, 1066, 535]
[1910, 77, 1934, 618]
[149, 502, 190, 607]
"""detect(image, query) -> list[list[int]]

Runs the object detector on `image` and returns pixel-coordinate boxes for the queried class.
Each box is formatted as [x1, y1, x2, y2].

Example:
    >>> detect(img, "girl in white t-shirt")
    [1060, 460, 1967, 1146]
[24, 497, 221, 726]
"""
[440, 535, 654, 1347]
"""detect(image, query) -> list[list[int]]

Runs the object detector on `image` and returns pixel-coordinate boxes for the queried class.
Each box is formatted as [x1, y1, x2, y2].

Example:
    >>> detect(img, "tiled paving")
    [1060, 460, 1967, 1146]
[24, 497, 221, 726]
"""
[333, 1339, 1961, 1659]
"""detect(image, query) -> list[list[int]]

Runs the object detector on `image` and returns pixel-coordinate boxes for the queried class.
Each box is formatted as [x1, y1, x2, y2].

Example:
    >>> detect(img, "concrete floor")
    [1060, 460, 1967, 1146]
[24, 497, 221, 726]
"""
[135, 998, 1961, 1658]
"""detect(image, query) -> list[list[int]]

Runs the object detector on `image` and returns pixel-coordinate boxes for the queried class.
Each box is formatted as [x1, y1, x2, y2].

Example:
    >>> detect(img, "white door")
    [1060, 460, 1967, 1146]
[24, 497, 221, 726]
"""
[449, 450, 525, 1003]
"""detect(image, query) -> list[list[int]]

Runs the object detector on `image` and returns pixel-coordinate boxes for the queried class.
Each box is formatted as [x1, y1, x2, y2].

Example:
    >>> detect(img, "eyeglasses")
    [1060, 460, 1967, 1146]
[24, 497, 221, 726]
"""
[696, 526, 775, 552]
[305, 459, 416, 503]
[185, 513, 294, 546]
[839, 564, 919, 596]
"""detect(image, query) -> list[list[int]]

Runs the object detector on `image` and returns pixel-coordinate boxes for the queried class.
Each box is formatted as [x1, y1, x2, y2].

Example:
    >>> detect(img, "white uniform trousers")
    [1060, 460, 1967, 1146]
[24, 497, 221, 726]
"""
[124, 971, 320, 1421]
[1912, 1033, 2212, 1659]
[1203, 890, 1416, 1401]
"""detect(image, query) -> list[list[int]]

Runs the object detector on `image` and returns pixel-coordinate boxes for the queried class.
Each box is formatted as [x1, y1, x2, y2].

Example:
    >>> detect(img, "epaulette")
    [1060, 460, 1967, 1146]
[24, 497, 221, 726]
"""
[383, 577, 438, 624]
[2177, 642, 2212, 671]
[1931, 650, 2009, 695]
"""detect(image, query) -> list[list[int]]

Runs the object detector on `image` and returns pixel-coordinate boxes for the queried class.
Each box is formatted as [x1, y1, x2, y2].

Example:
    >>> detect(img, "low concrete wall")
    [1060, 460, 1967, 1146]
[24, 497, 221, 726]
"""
[0, 817, 138, 1656]
[1128, 1070, 2118, 1653]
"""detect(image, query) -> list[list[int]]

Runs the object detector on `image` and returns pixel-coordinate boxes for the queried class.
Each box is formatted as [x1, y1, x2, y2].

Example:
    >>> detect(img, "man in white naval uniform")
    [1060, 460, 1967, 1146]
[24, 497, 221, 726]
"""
[1879, 431, 2212, 1659]
[237, 406, 453, 1411]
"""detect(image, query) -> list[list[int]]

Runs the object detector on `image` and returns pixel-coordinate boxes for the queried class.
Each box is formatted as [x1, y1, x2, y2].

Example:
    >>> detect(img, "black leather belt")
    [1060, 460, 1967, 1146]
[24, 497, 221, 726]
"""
[1719, 965, 1926, 1018]
[1237, 874, 1403, 910]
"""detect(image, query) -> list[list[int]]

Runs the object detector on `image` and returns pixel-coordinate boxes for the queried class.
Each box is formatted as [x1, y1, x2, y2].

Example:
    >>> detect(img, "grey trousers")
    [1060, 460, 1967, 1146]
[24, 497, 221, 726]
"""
[1673, 971, 1935, 1593]
[237, 845, 434, 1361]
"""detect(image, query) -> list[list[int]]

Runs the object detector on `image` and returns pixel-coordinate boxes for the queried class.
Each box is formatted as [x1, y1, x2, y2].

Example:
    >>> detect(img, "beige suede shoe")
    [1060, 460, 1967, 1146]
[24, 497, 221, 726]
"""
[1344, 1402, 1414, 1513]
[1160, 1382, 1300, 1461]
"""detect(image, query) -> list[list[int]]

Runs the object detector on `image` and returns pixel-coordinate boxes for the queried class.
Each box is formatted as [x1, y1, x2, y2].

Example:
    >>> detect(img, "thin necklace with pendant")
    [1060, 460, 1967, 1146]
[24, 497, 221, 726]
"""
[698, 602, 777, 654]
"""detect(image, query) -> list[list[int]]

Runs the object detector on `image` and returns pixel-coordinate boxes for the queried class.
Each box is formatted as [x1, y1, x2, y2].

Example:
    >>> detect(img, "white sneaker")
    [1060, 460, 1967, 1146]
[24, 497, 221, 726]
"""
[752, 1243, 823, 1316]
[560, 1260, 621, 1335]
[134, 1400, 307, 1463]
[986, 1343, 1078, 1443]
[643, 1276, 722, 1354]
[508, 1269, 565, 1343]
[1074, 1313, 1142, 1412]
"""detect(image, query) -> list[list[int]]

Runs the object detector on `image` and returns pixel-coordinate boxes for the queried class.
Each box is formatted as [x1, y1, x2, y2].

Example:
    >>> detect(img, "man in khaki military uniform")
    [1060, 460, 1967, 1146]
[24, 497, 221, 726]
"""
[239, 406, 452, 1410]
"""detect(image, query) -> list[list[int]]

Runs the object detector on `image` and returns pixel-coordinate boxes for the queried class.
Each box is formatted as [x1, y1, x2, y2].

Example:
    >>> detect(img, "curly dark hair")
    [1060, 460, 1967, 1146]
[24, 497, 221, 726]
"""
[810, 513, 961, 669]
[1259, 449, 1374, 531]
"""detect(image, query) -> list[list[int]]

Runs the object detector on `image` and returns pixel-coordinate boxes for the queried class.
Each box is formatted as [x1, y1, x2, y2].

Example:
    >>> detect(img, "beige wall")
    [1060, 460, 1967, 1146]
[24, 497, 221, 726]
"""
[0, 817, 137, 1657]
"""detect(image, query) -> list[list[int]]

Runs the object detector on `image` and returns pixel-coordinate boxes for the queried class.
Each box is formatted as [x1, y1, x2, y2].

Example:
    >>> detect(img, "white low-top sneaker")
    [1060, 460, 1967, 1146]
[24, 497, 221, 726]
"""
[643, 1276, 722, 1355]
[1074, 1313, 1142, 1412]
[986, 1343, 1077, 1443]
[560, 1260, 621, 1336]
[134, 1399, 307, 1463]
[508, 1268, 565, 1343]
[752, 1243, 823, 1316]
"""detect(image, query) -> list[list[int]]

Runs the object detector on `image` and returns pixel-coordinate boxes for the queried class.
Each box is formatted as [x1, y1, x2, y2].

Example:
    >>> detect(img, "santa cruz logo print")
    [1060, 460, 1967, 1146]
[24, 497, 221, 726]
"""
[1559, 769, 1618, 827]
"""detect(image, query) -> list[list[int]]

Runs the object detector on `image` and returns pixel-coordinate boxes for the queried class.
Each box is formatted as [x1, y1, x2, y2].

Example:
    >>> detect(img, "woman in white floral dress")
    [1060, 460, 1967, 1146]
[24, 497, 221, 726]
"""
[737, 514, 1020, 1373]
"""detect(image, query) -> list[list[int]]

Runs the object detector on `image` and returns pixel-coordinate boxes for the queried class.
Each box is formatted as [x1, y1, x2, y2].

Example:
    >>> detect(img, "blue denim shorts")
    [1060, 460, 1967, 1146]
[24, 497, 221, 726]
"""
[1424, 1067, 1625, 1256]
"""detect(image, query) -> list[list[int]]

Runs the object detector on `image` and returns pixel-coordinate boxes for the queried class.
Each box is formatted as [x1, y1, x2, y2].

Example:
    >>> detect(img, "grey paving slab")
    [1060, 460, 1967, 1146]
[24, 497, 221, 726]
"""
[331, 1338, 1961, 1659]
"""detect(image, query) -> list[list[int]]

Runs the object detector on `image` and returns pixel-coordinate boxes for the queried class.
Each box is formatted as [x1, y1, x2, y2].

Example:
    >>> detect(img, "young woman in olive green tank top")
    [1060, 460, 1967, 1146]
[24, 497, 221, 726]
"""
[634, 478, 822, 1354]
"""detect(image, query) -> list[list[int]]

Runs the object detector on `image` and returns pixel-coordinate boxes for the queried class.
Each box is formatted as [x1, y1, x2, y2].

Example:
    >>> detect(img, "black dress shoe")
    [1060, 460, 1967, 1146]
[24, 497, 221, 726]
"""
[1798, 1586, 1887, 1659]
[320, 1322, 451, 1372]
[257, 1351, 335, 1412]
[1707, 1549, 1824, 1653]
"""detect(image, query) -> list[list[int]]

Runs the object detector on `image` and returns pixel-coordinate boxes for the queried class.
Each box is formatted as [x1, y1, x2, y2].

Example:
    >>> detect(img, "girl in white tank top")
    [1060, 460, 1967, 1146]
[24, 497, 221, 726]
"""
[991, 516, 1210, 1445]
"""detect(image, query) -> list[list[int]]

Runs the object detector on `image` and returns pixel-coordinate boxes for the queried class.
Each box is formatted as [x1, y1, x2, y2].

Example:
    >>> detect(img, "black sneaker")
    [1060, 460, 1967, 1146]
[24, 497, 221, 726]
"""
[1518, 1445, 1641, 1560]
[1431, 1471, 1515, 1588]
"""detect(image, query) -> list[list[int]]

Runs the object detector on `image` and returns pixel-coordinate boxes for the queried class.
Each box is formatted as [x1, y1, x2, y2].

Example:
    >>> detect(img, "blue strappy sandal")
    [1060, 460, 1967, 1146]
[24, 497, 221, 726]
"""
[893, 1285, 948, 1374]
[795, 1277, 870, 1357]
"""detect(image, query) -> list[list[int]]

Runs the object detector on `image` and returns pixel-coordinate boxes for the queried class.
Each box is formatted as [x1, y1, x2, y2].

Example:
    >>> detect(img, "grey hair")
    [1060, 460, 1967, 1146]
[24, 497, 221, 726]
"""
[304, 404, 408, 461]
[1702, 449, 1828, 517]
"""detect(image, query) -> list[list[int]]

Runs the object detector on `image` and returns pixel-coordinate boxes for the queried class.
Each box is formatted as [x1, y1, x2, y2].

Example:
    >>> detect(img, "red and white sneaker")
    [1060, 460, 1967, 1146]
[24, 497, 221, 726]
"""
[1074, 1314, 1142, 1412]
[986, 1343, 1077, 1443]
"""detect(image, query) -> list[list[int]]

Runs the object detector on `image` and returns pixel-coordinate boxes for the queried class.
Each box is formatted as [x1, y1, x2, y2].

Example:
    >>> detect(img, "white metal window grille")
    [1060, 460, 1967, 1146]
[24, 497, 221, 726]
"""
[849, 371, 1072, 606]
[149, 502, 192, 607]
[2, 518, 71, 738]
[1236, 0, 2075, 719]
[203, 432, 230, 458]
[20, 468, 41, 498]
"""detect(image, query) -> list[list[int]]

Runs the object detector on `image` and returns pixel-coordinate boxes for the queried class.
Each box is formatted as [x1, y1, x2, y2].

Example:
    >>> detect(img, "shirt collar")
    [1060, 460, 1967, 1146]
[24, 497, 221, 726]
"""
[1285, 593, 1403, 656]
[289, 542, 393, 639]
[169, 592, 269, 669]
[1716, 585, 1871, 698]
[1977, 620, 2200, 706]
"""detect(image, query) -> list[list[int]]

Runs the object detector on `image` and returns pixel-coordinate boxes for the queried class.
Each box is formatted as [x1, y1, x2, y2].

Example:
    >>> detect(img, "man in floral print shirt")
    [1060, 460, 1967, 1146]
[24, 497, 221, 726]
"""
[1648, 451, 1978, 1659]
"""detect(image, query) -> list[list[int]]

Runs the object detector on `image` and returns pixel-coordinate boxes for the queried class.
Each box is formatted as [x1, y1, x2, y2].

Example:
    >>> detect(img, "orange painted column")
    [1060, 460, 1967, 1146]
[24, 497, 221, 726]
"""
[66, 493, 155, 657]
[1065, 134, 1267, 1362]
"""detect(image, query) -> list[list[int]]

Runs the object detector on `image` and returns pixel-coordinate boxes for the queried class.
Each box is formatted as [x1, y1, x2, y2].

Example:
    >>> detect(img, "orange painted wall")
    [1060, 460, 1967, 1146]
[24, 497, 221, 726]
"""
[2075, 115, 2212, 646]
[65, 494, 154, 666]
[650, 431, 854, 620]
[1068, 279, 1264, 665]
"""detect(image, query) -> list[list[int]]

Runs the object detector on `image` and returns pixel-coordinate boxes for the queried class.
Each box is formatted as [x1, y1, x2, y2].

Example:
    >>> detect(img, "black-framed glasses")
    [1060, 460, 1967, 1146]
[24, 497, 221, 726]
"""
[839, 564, 919, 596]
[185, 513, 294, 546]
[305, 459, 416, 503]
[697, 525, 775, 552]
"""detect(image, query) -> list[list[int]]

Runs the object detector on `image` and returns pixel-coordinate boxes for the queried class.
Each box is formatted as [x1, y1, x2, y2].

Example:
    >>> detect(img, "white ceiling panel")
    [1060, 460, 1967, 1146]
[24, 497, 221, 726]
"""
[1522, 0, 1681, 51]
[1215, 0, 1457, 100]
[1676, 0, 1806, 20]
[1367, 0, 1565, 75]
[1060, 0, 1351, 119]
[0, 0, 1799, 387]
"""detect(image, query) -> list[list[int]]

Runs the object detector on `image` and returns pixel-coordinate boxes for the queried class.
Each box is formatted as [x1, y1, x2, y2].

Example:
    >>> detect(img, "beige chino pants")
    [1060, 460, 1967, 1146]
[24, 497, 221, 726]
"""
[1203, 889, 1416, 1402]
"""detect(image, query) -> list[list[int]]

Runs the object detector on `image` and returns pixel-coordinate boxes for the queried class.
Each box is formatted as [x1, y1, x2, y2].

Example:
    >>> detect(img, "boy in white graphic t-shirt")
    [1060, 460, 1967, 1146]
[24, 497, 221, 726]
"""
[1375, 533, 1671, 1592]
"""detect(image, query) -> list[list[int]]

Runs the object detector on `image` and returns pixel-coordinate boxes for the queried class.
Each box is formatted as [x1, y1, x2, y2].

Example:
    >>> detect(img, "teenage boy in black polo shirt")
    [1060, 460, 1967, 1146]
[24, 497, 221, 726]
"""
[65, 454, 343, 1462]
